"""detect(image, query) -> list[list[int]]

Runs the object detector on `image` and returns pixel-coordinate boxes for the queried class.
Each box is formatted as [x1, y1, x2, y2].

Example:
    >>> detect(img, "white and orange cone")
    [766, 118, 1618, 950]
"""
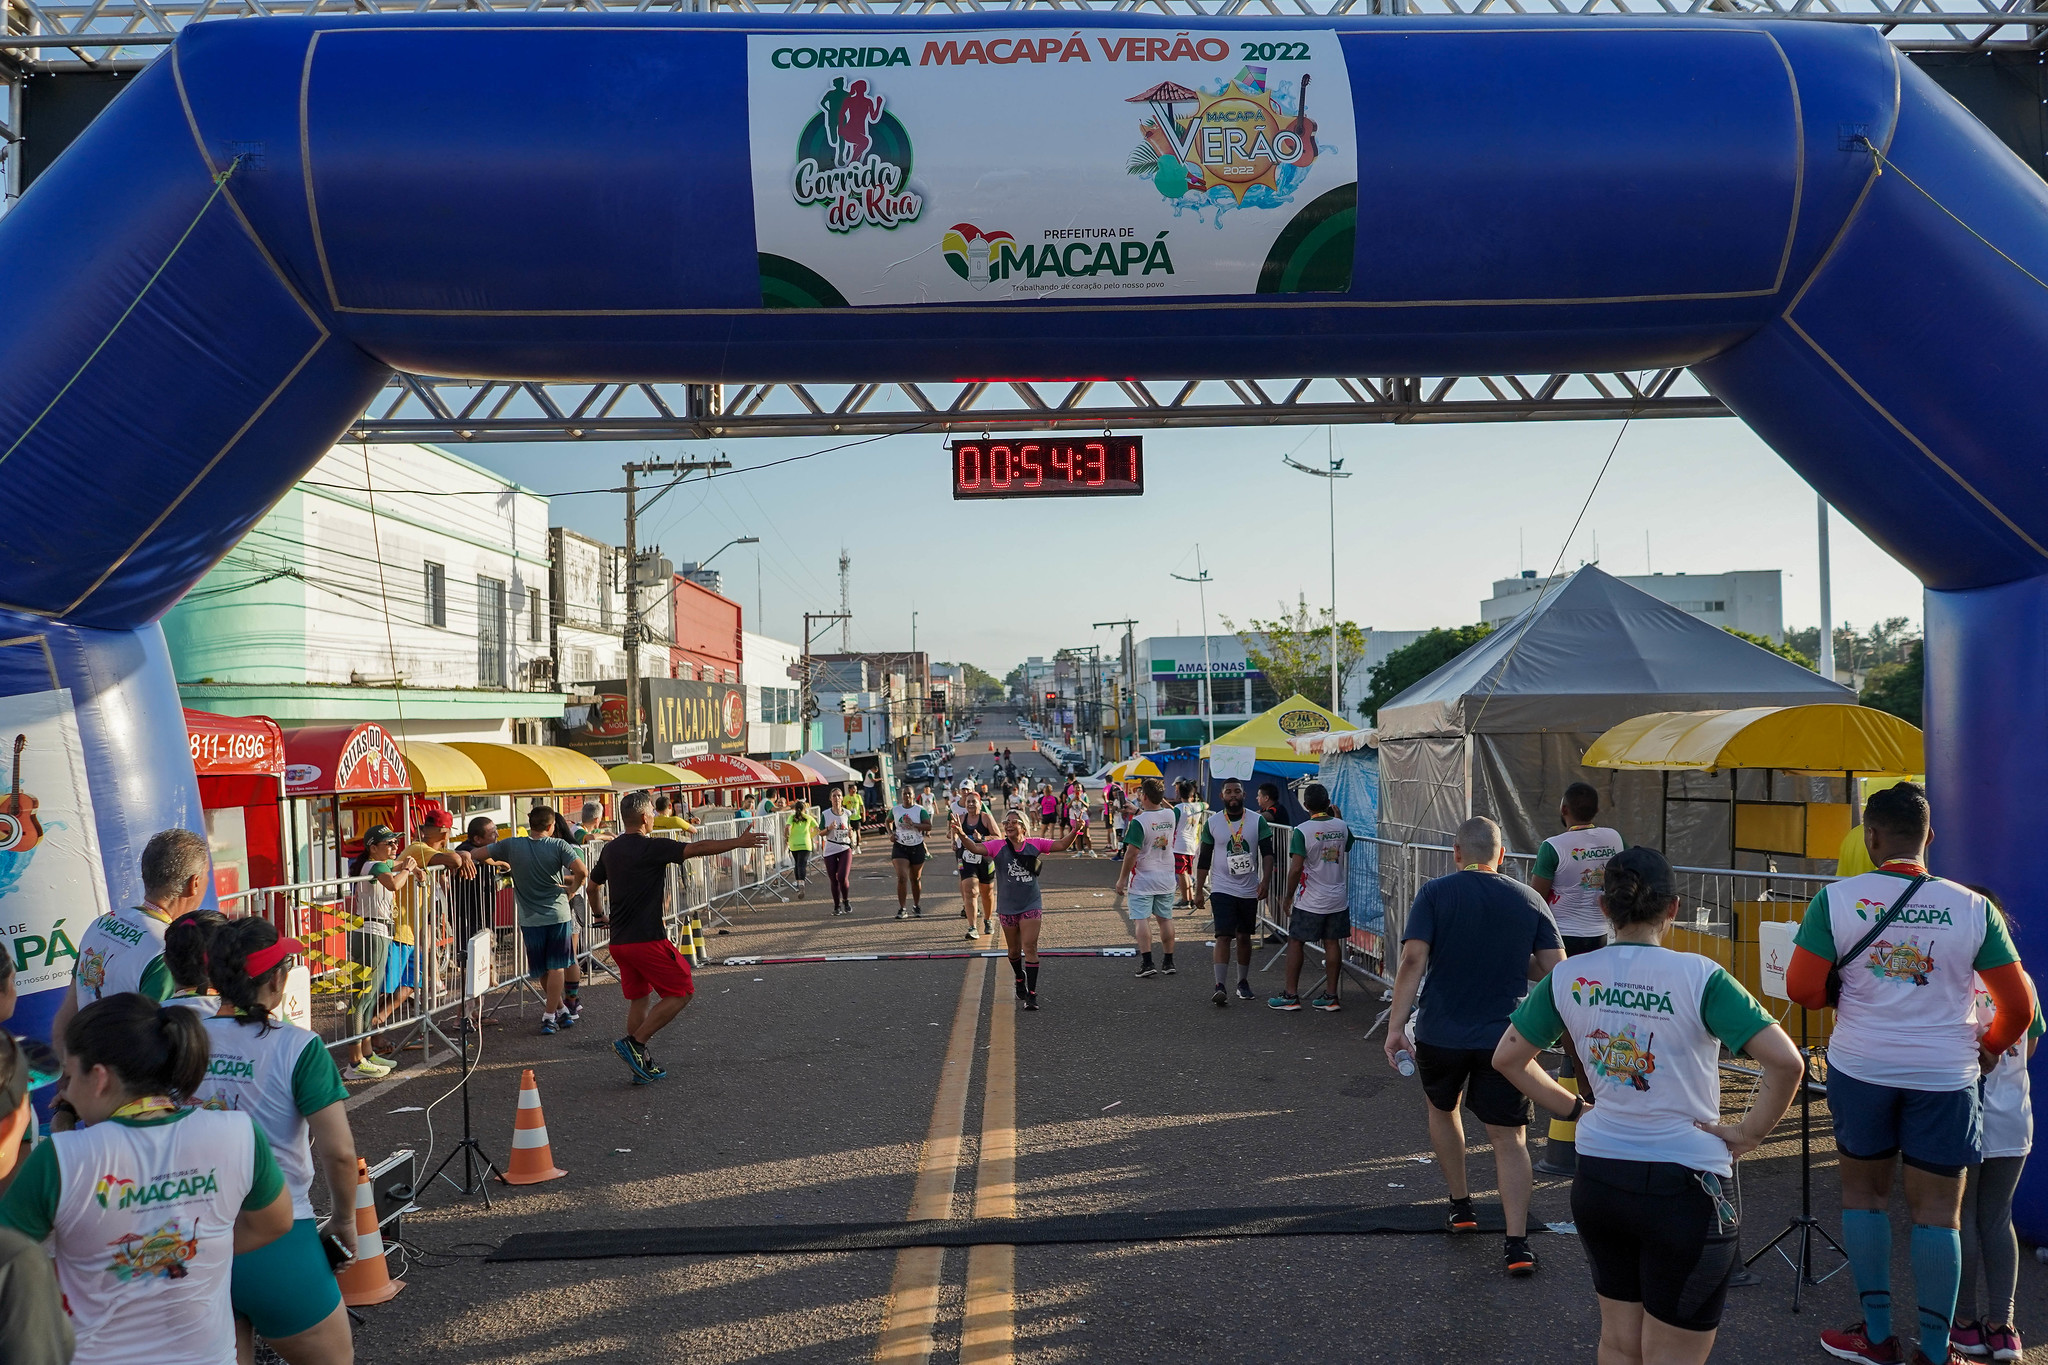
[499, 1068, 566, 1185]
[338, 1158, 404, 1305]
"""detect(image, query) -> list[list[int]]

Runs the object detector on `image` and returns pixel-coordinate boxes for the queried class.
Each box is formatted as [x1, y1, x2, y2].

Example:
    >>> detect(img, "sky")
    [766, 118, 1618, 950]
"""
[461, 414, 1923, 674]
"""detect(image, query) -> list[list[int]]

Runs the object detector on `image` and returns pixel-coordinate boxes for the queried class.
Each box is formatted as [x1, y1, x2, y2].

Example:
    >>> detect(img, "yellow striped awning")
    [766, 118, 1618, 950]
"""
[1582, 704, 1923, 775]
[605, 762, 710, 790]
[396, 740, 488, 794]
[446, 742, 614, 793]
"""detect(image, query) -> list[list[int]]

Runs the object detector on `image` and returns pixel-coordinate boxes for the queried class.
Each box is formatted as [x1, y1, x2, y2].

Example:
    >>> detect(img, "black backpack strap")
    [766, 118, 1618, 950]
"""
[1838, 874, 1930, 968]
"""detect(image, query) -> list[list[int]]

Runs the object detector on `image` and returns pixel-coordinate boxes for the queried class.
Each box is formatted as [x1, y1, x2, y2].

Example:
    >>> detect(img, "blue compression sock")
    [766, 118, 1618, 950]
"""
[1842, 1209, 1894, 1344]
[1911, 1223, 1962, 1364]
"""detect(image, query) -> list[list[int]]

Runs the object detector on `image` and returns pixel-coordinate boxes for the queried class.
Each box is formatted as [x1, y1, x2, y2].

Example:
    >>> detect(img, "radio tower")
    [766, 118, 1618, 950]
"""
[838, 548, 853, 650]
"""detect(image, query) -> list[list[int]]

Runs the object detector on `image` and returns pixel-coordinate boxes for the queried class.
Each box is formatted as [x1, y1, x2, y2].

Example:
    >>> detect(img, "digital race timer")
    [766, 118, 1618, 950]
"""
[950, 437, 1144, 500]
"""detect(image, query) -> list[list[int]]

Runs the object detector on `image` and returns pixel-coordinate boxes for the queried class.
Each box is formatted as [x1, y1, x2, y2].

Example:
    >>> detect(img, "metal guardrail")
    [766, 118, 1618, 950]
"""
[217, 812, 797, 1064]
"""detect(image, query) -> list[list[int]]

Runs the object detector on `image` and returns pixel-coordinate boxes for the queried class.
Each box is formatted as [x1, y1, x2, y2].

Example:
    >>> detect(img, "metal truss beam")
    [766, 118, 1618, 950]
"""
[7, 0, 2047, 69]
[345, 370, 1731, 443]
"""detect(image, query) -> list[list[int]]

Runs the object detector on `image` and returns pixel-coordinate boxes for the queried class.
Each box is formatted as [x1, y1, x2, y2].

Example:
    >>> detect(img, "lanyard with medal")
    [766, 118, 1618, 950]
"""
[111, 1095, 179, 1120]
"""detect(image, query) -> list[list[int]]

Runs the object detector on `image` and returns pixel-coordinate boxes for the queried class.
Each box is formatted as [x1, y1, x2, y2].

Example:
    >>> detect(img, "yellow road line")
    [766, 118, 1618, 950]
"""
[875, 958, 988, 1364]
[961, 978, 1017, 1365]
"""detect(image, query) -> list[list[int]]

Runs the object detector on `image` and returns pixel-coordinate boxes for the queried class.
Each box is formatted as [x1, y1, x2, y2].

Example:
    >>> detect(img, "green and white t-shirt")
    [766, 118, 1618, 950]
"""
[0, 1108, 283, 1365]
[1532, 826, 1626, 938]
[1795, 869, 2018, 1092]
[72, 905, 174, 1005]
[1289, 818, 1355, 914]
[190, 1015, 350, 1219]
[1201, 811, 1272, 900]
[891, 805, 929, 847]
[1122, 808, 1178, 896]
[1513, 943, 1776, 1176]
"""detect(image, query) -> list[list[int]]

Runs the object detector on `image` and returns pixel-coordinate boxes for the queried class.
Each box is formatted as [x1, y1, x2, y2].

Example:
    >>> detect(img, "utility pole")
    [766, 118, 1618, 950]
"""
[800, 610, 853, 754]
[1284, 437, 1352, 713]
[623, 456, 728, 763]
[838, 549, 853, 652]
[1817, 496, 1836, 684]
[1095, 617, 1139, 759]
[1171, 549, 1218, 744]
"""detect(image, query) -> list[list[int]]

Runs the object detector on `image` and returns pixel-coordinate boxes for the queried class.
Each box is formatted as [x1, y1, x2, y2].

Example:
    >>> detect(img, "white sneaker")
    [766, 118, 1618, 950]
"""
[966, 925, 980, 940]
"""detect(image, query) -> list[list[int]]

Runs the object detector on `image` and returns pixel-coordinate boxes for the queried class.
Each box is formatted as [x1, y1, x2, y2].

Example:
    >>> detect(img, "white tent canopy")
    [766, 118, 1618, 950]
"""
[798, 750, 860, 783]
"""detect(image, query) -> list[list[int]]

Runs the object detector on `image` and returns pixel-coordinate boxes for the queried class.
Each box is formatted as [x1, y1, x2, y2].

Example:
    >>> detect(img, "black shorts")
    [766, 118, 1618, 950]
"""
[1563, 933, 1609, 957]
[891, 842, 927, 866]
[1414, 1041, 1531, 1128]
[1573, 1156, 1738, 1333]
[1210, 892, 1259, 937]
[957, 859, 995, 883]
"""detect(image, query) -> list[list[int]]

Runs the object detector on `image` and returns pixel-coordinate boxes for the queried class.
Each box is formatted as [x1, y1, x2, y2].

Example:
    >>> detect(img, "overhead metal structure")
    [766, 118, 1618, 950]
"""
[5, 0, 2048, 70]
[347, 370, 1722, 442]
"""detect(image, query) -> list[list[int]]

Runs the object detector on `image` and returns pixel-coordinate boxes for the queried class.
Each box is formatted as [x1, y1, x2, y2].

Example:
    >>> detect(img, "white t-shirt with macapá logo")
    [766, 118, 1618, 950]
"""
[1533, 826, 1626, 938]
[1796, 867, 2019, 1092]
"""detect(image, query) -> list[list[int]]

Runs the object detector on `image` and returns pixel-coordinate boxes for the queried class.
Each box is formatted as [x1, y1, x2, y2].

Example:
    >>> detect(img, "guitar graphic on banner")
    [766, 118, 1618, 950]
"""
[0, 734, 43, 853]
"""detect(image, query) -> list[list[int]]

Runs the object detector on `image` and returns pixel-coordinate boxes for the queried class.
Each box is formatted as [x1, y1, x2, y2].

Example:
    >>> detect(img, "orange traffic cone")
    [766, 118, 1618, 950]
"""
[337, 1158, 403, 1306]
[499, 1068, 566, 1185]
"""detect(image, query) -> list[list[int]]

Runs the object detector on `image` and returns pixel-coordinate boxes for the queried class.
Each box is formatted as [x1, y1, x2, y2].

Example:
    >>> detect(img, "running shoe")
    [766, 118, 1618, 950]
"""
[913, 905, 923, 918]
[1951, 1324, 1988, 1358]
[341, 1064, 387, 1083]
[1134, 962, 1158, 978]
[1267, 992, 1302, 1011]
[1161, 959, 1177, 975]
[353, 1053, 394, 1076]
[896, 908, 909, 920]
[1985, 1325, 2022, 1362]
[1503, 1237, 1538, 1277]
[1311, 994, 1342, 1013]
[1908, 1352, 1965, 1365]
[1236, 980, 1256, 1001]
[1024, 992, 1039, 1011]
[967, 925, 980, 940]
[558, 1007, 577, 1029]
[1212, 984, 1228, 1007]
[1820, 1323, 1903, 1364]
[1445, 1200, 1479, 1232]
[613, 1036, 656, 1084]
[541, 1015, 558, 1036]
[983, 920, 996, 937]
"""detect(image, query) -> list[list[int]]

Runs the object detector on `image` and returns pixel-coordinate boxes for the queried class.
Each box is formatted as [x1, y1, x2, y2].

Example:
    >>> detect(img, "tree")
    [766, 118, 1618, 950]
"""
[1784, 618, 1920, 675]
[1361, 624, 1494, 723]
[1723, 627, 1814, 670]
[1222, 595, 1367, 714]
[958, 663, 1003, 701]
[1860, 639, 1923, 727]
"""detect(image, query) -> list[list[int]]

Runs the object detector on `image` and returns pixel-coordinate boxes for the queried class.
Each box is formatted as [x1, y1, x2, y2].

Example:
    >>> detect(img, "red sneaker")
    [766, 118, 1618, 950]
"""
[1909, 1351, 1964, 1365]
[1821, 1323, 1903, 1364]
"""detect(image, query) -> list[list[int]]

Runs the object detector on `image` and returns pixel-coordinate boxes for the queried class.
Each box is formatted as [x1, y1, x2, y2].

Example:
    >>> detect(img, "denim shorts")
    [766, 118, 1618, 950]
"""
[521, 921, 575, 976]
[1126, 892, 1175, 921]
[1829, 1063, 1982, 1176]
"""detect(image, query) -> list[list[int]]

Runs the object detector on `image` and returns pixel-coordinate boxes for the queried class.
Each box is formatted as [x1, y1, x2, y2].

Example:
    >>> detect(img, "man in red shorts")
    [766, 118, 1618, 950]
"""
[591, 790, 766, 1083]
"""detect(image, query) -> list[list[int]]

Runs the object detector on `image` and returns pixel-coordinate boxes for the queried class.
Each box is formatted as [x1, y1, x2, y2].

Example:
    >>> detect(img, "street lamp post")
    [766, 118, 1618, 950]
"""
[1170, 547, 1216, 745]
[1284, 435, 1353, 712]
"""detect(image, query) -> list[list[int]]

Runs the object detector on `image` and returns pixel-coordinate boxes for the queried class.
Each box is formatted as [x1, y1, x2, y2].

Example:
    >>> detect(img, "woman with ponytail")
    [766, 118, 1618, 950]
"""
[0, 992, 293, 1365]
[163, 910, 229, 1018]
[1494, 847, 1805, 1365]
[191, 917, 358, 1365]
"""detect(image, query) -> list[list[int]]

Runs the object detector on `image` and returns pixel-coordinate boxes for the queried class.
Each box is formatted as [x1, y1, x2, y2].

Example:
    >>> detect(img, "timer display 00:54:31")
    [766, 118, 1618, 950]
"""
[950, 437, 1143, 499]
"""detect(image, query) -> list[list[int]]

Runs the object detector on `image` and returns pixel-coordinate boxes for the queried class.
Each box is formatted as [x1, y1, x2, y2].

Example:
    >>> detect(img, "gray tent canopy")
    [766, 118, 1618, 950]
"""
[1372, 566, 1852, 861]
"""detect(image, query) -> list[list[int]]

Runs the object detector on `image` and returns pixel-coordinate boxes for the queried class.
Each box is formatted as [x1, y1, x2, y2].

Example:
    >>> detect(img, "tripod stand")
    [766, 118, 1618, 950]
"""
[422, 1014, 502, 1208]
[1743, 1005, 1846, 1310]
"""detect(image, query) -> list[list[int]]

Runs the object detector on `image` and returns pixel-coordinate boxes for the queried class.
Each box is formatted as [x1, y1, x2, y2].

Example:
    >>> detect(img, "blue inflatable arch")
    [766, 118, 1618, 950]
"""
[1, 20, 2044, 1015]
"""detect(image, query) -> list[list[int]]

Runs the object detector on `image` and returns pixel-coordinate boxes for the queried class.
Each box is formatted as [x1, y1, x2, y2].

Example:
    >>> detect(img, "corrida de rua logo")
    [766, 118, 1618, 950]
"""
[792, 77, 923, 234]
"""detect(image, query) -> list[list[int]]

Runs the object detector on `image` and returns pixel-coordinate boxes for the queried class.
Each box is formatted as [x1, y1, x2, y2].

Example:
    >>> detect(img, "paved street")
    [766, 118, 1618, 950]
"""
[340, 711, 2047, 1364]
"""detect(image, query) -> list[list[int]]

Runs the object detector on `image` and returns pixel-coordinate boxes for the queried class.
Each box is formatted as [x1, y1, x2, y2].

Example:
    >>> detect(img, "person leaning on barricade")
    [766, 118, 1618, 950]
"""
[1494, 846, 1803, 1364]
[342, 825, 418, 1083]
[1782, 782, 2033, 1365]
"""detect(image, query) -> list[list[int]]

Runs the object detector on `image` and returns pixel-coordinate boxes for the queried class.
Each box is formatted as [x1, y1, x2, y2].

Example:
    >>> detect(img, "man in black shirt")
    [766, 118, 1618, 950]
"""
[591, 791, 765, 1083]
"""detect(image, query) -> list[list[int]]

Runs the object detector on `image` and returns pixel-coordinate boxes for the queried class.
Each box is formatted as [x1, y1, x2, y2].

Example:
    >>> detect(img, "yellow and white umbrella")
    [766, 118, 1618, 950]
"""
[1107, 755, 1163, 783]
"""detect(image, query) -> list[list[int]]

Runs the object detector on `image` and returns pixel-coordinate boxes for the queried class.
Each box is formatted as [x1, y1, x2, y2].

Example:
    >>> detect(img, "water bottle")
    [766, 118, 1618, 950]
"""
[1395, 1048, 1417, 1078]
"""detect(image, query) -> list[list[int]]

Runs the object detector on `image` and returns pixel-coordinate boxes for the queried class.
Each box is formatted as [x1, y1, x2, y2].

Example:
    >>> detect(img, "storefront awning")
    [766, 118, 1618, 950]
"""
[797, 750, 859, 783]
[184, 709, 285, 778]
[1582, 704, 1924, 775]
[761, 759, 824, 785]
[446, 742, 613, 794]
[680, 754, 782, 786]
[605, 762, 709, 791]
[284, 723, 411, 796]
[398, 740, 489, 794]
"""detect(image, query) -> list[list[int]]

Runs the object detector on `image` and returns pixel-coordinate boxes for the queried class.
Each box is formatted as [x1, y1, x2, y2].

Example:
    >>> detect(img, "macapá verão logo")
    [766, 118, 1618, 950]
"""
[792, 78, 923, 234]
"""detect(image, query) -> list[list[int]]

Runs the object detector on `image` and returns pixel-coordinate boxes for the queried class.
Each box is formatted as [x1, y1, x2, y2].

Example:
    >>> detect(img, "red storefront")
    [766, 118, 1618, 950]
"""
[282, 722, 412, 882]
[671, 575, 744, 684]
[183, 710, 288, 900]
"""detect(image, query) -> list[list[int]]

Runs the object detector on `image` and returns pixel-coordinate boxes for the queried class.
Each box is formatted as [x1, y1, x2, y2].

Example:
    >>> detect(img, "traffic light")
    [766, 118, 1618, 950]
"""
[1044, 691, 1057, 706]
